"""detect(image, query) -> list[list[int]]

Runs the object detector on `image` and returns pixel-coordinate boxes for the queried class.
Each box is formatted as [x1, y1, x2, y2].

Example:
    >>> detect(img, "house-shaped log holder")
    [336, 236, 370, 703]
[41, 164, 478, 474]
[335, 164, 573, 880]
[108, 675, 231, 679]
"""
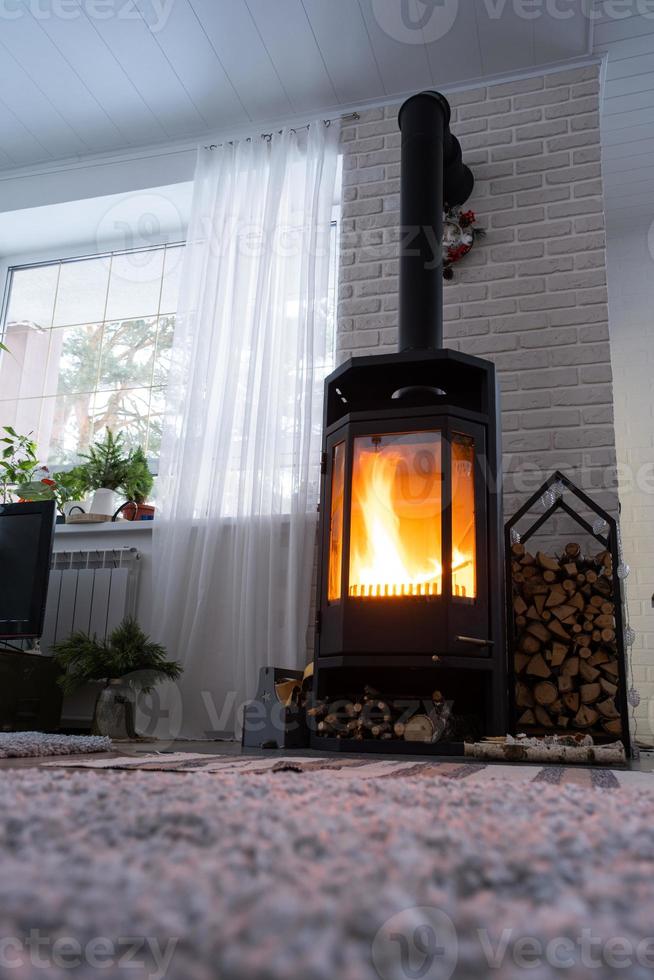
[505, 471, 632, 757]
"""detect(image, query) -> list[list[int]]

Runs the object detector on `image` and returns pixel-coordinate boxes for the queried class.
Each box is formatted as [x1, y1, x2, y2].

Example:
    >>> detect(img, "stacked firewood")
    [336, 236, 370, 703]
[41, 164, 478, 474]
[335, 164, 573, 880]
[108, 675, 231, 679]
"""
[511, 541, 623, 737]
[310, 686, 453, 743]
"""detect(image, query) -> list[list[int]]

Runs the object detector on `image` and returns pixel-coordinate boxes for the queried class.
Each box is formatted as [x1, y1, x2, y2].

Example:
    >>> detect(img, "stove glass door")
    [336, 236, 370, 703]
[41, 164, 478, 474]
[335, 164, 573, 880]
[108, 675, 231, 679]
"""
[348, 431, 443, 598]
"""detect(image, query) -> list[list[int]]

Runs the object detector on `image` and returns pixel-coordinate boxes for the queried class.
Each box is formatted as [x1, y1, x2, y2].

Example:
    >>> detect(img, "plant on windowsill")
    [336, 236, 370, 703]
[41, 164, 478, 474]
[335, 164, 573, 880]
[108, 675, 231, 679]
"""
[51, 465, 93, 519]
[0, 427, 56, 504]
[121, 446, 155, 522]
[79, 429, 131, 519]
[52, 617, 182, 739]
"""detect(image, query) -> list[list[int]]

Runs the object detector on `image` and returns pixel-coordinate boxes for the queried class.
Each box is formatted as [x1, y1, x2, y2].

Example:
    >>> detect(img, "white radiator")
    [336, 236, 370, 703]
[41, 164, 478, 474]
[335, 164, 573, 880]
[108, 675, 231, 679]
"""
[42, 548, 141, 652]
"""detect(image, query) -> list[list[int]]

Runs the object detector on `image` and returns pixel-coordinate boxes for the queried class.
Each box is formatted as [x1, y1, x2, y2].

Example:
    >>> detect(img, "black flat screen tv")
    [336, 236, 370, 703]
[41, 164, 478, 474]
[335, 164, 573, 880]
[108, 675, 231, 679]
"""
[0, 500, 56, 640]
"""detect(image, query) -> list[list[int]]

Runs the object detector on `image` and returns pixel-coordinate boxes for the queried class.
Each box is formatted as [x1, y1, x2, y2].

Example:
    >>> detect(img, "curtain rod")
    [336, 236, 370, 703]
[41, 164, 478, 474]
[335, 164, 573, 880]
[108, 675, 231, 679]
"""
[204, 111, 360, 151]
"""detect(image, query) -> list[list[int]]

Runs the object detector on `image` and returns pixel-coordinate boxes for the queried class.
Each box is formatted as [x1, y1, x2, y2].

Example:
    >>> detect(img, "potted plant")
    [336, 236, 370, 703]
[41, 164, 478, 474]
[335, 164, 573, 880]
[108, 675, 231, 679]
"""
[52, 617, 182, 739]
[0, 426, 56, 504]
[80, 429, 130, 518]
[122, 446, 155, 521]
[52, 465, 92, 520]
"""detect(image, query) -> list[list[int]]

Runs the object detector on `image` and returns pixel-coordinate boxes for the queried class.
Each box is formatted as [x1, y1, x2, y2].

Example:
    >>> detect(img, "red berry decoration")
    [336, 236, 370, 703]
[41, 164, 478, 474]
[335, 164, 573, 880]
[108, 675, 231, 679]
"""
[442, 206, 485, 280]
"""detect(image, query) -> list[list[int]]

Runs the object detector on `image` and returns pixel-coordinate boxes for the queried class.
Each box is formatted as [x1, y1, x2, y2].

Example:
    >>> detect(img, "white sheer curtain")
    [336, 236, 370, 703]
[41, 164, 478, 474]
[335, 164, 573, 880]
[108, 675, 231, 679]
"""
[150, 122, 340, 740]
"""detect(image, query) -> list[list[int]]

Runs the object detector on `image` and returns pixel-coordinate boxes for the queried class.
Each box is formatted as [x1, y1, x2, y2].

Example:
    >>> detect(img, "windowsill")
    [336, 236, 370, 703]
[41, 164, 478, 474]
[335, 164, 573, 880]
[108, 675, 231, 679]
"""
[55, 521, 154, 535]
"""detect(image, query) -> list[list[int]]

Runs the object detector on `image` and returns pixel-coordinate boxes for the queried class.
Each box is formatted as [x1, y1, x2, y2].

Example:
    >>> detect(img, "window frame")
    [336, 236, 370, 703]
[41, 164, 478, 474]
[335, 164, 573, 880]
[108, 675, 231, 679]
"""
[0, 236, 185, 471]
[0, 201, 341, 475]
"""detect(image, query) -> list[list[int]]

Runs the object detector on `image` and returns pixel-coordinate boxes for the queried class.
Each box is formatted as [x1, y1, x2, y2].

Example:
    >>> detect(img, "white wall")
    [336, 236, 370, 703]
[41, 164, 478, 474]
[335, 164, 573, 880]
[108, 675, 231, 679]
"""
[0, 182, 192, 262]
[0, 146, 195, 217]
[606, 219, 654, 746]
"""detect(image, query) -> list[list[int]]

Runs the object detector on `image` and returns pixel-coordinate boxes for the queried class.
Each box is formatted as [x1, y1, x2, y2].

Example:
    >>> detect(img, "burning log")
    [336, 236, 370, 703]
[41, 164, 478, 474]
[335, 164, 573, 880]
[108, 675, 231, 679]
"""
[510, 542, 623, 738]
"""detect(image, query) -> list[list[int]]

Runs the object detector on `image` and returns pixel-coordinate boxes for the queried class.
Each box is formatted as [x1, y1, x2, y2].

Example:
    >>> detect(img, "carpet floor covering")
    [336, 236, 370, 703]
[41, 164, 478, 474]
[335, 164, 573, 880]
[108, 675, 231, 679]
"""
[2, 766, 654, 978]
[45, 751, 654, 790]
[0, 732, 111, 758]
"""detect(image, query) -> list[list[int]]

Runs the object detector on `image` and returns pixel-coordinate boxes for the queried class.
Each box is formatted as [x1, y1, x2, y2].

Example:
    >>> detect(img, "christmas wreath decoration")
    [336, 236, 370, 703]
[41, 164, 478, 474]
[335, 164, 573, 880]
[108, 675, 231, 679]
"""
[442, 207, 485, 280]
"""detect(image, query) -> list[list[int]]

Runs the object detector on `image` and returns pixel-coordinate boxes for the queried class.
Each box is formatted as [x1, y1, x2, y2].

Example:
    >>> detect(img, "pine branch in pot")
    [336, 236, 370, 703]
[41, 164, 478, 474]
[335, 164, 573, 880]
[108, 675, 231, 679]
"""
[52, 618, 182, 739]
[122, 446, 155, 521]
[80, 430, 130, 519]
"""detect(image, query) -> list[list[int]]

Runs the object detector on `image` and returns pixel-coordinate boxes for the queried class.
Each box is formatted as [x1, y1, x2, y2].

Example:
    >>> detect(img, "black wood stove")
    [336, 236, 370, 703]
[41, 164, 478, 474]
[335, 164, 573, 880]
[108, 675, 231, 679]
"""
[310, 92, 508, 752]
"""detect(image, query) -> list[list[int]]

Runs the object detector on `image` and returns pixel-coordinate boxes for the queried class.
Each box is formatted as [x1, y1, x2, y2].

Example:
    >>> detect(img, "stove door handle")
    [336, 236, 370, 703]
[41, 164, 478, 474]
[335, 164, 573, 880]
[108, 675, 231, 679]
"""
[456, 635, 494, 648]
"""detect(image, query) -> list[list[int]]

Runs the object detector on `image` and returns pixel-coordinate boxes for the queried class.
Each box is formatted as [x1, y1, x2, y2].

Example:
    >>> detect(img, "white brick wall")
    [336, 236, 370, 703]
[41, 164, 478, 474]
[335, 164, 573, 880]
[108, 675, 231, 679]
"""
[338, 65, 618, 525]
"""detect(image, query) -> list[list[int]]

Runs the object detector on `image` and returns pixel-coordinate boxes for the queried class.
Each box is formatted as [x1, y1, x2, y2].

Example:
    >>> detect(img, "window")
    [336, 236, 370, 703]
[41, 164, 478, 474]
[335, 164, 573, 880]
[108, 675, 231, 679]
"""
[0, 243, 183, 465]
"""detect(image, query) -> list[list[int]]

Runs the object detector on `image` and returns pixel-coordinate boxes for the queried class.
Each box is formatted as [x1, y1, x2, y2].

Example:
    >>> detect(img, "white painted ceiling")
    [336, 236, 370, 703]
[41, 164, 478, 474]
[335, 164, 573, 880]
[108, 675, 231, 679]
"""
[1, 0, 653, 241]
[593, 5, 654, 233]
[0, 0, 593, 173]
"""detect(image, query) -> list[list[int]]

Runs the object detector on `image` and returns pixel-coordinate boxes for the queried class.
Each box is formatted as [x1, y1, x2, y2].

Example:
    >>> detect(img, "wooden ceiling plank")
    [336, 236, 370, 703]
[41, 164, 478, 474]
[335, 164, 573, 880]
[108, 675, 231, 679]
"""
[245, 0, 340, 112]
[592, 7, 642, 26]
[603, 146, 654, 172]
[534, 6, 590, 63]
[356, 0, 432, 95]
[32, 6, 168, 146]
[0, 39, 88, 158]
[607, 50, 654, 81]
[81, 4, 209, 139]
[0, 96, 51, 169]
[302, 0, 385, 103]
[476, 2, 535, 76]
[425, 1, 483, 88]
[595, 30, 654, 60]
[134, 0, 248, 128]
[1, 12, 126, 153]
[604, 67, 654, 99]
[594, 11, 653, 42]
[602, 132, 654, 156]
[603, 86, 654, 116]
[602, 120, 654, 146]
[188, 0, 294, 121]
[602, 101, 654, 130]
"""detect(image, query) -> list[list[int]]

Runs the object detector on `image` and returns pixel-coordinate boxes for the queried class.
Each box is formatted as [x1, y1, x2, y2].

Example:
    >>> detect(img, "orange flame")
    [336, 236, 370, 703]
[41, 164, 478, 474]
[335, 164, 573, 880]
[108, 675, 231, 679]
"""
[349, 436, 443, 598]
[346, 433, 476, 600]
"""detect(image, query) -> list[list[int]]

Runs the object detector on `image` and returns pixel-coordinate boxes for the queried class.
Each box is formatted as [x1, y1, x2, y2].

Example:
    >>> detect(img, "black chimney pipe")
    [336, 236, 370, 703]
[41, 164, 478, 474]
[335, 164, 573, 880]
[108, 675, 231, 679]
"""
[398, 91, 474, 353]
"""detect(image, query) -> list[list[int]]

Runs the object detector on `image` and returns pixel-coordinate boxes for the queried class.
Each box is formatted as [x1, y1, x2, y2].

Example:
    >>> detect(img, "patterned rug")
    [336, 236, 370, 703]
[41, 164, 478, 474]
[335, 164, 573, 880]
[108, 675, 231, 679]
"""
[45, 751, 654, 788]
[0, 732, 111, 758]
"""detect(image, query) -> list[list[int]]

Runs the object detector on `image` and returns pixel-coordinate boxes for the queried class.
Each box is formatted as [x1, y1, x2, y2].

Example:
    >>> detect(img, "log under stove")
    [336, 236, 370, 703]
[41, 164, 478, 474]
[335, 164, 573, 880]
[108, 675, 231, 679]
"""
[311, 92, 508, 752]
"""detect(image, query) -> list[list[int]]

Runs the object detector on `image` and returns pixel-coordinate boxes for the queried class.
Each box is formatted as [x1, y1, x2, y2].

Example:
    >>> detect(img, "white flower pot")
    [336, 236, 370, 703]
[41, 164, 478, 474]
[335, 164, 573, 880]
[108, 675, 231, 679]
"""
[93, 679, 136, 739]
[63, 497, 93, 518]
[90, 488, 121, 518]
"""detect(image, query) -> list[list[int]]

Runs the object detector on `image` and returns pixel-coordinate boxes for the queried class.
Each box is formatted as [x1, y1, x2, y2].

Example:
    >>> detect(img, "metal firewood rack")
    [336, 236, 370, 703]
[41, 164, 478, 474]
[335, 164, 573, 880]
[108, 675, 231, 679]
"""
[504, 470, 632, 756]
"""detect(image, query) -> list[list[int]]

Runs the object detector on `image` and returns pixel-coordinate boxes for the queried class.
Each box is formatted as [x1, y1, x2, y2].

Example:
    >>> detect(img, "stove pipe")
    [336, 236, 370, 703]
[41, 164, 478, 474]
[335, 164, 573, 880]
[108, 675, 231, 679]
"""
[398, 91, 474, 353]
